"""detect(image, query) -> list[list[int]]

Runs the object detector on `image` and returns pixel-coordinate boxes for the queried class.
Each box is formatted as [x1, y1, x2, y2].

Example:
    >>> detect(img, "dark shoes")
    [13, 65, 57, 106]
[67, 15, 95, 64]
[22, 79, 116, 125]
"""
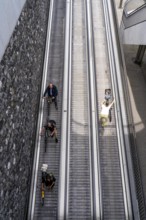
[55, 102, 58, 110]
[55, 138, 58, 143]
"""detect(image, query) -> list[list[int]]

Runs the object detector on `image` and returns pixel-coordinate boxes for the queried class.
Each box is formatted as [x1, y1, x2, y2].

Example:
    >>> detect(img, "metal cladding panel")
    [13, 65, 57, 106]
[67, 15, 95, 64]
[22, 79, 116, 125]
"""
[121, 4, 146, 44]
[0, 0, 26, 61]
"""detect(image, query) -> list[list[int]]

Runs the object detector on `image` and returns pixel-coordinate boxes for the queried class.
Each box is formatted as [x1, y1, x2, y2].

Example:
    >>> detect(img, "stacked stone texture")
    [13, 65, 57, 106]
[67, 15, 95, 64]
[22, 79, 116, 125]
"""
[0, 0, 49, 219]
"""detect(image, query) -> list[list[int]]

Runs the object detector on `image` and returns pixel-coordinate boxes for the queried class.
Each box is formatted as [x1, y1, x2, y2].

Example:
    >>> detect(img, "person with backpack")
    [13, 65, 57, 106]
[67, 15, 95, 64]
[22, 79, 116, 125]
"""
[41, 164, 56, 191]
[40, 119, 58, 143]
[43, 83, 58, 110]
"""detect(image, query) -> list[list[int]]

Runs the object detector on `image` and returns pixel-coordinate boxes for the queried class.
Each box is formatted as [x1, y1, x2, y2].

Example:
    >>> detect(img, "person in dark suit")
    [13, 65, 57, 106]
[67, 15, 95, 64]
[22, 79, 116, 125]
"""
[43, 83, 58, 110]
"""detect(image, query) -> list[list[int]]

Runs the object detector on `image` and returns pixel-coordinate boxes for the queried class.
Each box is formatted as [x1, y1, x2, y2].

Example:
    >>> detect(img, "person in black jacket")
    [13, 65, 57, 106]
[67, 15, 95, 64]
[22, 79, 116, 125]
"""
[42, 172, 56, 190]
[43, 83, 58, 110]
[41, 164, 56, 191]
[40, 120, 58, 143]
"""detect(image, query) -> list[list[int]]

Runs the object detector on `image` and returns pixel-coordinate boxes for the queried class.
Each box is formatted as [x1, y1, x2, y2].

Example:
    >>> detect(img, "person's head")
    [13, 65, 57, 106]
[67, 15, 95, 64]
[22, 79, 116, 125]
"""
[105, 102, 109, 107]
[105, 89, 110, 94]
[49, 83, 53, 88]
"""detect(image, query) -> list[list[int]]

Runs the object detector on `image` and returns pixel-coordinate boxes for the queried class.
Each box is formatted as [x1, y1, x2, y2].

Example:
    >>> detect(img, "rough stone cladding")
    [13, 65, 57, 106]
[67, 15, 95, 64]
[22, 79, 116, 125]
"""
[0, 0, 49, 219]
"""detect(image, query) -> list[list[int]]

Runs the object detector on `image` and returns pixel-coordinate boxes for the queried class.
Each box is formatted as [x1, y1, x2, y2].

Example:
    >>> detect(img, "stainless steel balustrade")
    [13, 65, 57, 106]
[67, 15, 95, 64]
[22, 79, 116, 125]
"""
[65, 0, 72, 217]
[57, 0, 72, 219]
[85, 0, 102, 219]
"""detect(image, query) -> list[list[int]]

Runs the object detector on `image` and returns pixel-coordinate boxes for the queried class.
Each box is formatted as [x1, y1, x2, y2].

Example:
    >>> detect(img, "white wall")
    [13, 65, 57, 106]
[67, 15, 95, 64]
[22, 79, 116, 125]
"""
[120, 21, 146, 45]
[0, 0, 26, 61]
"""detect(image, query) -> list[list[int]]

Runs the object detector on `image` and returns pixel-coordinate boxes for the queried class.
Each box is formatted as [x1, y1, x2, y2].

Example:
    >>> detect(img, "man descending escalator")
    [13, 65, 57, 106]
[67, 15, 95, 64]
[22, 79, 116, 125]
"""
[43, 83, 58, 110]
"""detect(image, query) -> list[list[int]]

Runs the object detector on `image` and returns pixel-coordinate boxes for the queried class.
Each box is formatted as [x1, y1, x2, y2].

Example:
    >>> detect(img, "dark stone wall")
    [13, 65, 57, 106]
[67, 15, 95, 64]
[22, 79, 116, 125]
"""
[0, 0, 50, 219]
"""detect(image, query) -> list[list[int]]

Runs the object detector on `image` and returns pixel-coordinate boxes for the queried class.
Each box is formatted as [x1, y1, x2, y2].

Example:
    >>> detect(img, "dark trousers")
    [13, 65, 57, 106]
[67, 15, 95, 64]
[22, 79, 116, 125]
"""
[53, 96, 57, 108]
[49, 96, 58, 108]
